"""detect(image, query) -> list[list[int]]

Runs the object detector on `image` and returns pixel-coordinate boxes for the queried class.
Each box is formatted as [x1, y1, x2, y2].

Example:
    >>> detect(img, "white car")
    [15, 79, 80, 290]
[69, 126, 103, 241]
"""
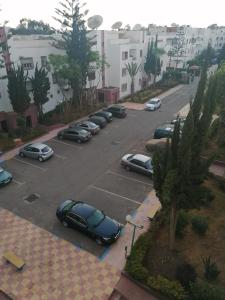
[145, 98, 161, 111]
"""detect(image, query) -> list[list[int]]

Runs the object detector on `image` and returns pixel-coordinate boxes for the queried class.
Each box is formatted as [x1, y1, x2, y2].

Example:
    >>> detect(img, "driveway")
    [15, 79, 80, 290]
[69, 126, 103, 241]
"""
[0, 80, 198, 257]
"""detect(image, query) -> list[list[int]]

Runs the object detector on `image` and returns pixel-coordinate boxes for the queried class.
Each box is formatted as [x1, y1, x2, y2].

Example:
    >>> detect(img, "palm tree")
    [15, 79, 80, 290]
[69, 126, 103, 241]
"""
[125, 61, 140, 99]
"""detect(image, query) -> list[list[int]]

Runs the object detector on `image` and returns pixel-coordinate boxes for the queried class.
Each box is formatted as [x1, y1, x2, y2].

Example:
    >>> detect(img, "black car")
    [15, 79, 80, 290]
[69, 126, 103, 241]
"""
[56, 200, 123, 245]
[69, 120, 100, 135]
[57, 128, 91, 143]
[153, 124, 174, 139]
[103, 105, 127, 118]
[89, 111, 113, 122]
[88, 116, 107, 128]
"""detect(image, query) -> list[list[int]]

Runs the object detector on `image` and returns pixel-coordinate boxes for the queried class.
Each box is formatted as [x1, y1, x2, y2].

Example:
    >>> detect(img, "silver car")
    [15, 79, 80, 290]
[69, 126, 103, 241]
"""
[19, 143, 54, 162]
[121, 153, 153, 176]
[145, 98, 161, 111]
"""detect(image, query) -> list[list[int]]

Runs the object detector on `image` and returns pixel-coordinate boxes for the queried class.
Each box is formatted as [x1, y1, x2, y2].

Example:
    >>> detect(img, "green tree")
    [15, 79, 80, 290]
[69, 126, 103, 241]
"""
[7, 66, 30, 114]
[30, 64, 50, 116]
[53, 0, 94, 107]
[125, 62, 140, 99]
[11, 19, 55, 35]
[218, 44, 225, 66]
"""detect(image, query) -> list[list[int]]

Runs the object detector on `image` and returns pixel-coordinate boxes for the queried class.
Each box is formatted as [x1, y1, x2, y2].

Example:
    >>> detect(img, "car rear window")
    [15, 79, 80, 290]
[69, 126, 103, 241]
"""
[41, 146, 50, 153]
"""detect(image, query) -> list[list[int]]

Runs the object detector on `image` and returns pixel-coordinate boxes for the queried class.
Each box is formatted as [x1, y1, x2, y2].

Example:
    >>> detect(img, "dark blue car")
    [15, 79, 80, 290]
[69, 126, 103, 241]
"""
[56, 200, 123, 245]
[0, 167, 12, 186]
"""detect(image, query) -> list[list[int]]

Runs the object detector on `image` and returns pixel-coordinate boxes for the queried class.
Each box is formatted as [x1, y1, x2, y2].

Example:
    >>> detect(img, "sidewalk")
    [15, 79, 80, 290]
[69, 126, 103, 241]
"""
[103, 191, 161, 270]
[123, 84, 184, 111]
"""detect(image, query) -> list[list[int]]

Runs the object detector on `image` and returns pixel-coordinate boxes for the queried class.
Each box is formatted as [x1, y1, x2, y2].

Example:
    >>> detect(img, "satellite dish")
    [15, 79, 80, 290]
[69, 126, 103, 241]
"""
[111, 21, 122, 30]
[88, 15, 103, 30]
[133, 24, 142, 30]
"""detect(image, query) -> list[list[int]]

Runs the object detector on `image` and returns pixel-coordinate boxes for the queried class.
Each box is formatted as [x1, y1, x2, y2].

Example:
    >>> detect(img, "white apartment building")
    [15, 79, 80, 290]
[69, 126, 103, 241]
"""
[0, 25, 224, 116]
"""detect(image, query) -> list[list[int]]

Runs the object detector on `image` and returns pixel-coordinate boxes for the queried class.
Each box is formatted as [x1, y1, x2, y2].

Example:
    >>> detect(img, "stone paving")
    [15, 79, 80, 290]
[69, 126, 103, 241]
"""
[0, 209, 120, 300]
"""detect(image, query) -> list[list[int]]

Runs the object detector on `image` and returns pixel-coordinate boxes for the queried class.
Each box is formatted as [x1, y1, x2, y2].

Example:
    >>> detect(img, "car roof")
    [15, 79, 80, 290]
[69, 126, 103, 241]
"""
[149, 98, 160, 102]
[89, 115, 104, 120]
[132, 154, 151, 163]
[29, 143, 47, 149]
[109, 104, 125, 109]
[157, 124, 174, 130]
[71, 202, 95, 219]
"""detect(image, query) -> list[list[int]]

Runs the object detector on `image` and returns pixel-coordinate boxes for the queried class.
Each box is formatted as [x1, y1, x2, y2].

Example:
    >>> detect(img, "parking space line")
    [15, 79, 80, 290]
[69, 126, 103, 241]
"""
[12, 179, 26, 186]
[89, 185, 141, 205]
[54, 153, 67, 160]
[13, 158, 47, 172]
[51, 139, 83, 149]
[106, 170, 153, 187]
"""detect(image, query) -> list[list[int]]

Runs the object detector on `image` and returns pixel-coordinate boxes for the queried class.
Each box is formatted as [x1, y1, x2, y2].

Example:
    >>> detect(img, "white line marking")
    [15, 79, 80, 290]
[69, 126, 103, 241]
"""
[12, 179, 26, 185]
[13, 158, 47, 171]
[89, 185, 141, 205]
[107, 170, 153, 187]
[51, 139, 83, 149]
[54, 153, 67, 160]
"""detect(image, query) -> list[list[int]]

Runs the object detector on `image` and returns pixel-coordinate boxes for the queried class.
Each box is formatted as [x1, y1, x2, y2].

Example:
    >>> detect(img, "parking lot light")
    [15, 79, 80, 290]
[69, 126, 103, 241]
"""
[125, 215, 144, 258]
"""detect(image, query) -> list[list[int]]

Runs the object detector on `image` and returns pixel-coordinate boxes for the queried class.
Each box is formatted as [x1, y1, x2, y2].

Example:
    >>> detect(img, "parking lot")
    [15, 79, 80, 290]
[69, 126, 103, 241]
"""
[0, 82, 197, 257]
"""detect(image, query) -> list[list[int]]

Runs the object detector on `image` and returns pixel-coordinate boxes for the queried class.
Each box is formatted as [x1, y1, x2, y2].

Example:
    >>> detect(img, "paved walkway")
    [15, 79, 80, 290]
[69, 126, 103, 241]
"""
[0, 209, 120, 300]
[103, 191, 161, 270]
[122, 84, 184, 111]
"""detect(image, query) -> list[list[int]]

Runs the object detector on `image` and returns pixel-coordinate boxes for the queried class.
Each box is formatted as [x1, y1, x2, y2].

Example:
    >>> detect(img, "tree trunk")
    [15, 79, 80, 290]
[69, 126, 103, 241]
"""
[131, 80, 134, 100]
[169, 201, 177, 250]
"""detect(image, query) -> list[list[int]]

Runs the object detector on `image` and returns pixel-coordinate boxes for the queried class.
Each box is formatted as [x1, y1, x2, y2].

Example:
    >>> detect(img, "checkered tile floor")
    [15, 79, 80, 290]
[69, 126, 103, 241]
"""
[0, 209, 120, 300]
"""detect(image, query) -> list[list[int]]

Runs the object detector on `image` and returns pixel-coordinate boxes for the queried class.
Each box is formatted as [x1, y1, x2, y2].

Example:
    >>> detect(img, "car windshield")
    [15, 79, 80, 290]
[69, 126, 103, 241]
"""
[145, 159, 152, 169]
[87, 209, 105, 227]
[41, 146, 50, 153]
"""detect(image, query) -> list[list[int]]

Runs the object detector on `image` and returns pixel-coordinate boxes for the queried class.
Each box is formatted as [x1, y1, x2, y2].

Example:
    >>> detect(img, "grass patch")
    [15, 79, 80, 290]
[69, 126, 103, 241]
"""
[145, 178, 225, 287]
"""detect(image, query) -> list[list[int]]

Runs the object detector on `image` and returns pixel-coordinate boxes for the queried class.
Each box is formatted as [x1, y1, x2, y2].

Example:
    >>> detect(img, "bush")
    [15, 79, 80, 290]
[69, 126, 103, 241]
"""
[176, 263, 197, 289]
[187, 185, 214, 207]
[147, 275, 186, 300]
[202, 256, 220, 281]
[191, 216, 209, 236]
[125, 232, 151, 283]
[176, 210, 189, 238]
[190, 280, 225, 300]
[22, 128, 47, 142]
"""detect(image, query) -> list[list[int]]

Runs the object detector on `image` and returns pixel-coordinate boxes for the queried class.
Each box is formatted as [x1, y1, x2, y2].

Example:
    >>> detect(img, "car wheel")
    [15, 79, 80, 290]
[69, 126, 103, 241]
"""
[38, 156, 44, 162]
[125, 165, 131, 171]
[62, 220, 68, 227]
[19, 152, 25, 158]
[77, 139, 81, 144]
[95, 237, 103, 245]
[58, 134, 63, 140]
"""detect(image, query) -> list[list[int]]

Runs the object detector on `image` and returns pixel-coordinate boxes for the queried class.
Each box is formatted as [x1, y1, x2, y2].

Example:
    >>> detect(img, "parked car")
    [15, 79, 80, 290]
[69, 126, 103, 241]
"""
[0, 167, 12, 186]
[56, 200, 123, 245]
[57, 128, 91, 143]
[89, 111, 113, 122]
[70, 121, 100, 135]
[103, 105, 127, 118]
[121, 153, 153, 176]
[19, 143, 54, 161]
[145, 98, 161, 111]
[153, 124, 174, 139]
[88, 116, 107, 128]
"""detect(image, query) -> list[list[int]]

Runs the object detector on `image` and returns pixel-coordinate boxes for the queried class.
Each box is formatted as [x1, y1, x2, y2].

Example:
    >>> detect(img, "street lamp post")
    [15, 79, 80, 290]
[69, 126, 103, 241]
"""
[125, 215, 144, 258]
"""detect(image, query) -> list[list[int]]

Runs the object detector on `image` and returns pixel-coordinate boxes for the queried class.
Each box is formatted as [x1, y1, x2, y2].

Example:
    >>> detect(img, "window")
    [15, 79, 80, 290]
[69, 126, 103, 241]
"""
[122, 51, 128, 60]
[26, 80, 32, 92]
[88, 71, 96, 80]
[139, 78, 142, 86]
[121, 83, 127, 92]
[20, 57, 34, 70]
[140, 50, 143, 57]
[52, 73, 57, 84]
[41, 56, 47, 67]
[122, 68, 127, 77]
[129, 49, 137, 60]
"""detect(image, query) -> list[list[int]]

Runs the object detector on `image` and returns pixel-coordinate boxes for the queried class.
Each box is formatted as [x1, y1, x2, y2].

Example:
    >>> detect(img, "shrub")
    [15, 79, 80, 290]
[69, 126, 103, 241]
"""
[202, 256, 220, 281]
[191, 215, 208, 236]
[176, 263, 197, 289]
[190, 280, 225, 300]
[125, 232, 151, 283]
[176, 210, 189, 238]
[147, 275, 186, 300]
